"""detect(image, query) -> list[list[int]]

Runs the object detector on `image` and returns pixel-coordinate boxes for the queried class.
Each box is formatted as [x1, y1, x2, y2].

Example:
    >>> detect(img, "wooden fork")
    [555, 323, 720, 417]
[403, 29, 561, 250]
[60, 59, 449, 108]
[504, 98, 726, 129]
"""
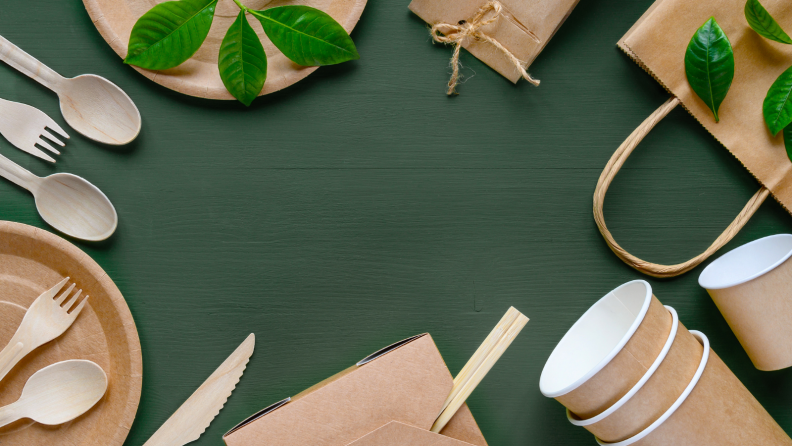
[0, 277, 88, 383]
[0, 97, 68, 163]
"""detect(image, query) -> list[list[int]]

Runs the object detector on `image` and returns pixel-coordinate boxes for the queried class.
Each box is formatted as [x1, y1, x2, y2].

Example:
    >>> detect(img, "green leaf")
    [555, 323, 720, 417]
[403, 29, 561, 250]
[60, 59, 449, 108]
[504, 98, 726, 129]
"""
[250, 6, 359, 66]
[219, 11, 268, 106]
[125, 0, 218, 70]
[684, 17, 735, 122]
[785, 126, 792, 162]
[745, 0, 792, 44]
[763, 65, 792, 136]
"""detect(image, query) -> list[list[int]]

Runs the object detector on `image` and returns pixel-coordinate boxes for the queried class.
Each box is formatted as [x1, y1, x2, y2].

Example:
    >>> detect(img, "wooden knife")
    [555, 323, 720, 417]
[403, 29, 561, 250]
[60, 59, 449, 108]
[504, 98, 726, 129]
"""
[143, 334, 255, 446]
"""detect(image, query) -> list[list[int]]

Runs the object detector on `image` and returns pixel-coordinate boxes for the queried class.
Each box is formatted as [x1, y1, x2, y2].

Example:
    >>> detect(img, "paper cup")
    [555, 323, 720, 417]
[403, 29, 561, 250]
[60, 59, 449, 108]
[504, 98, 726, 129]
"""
[699, 234, 792, 371]
[597, 331, 792, 446]
[540, 281, 673, 418]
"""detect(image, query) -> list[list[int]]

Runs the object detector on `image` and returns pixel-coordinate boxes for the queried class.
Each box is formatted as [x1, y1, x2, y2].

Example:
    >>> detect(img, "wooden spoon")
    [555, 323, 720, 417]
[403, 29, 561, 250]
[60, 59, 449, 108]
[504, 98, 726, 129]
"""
[0, 360, 107, 428]
[0, 152, 117, 241]
[0, 35, 141, 145]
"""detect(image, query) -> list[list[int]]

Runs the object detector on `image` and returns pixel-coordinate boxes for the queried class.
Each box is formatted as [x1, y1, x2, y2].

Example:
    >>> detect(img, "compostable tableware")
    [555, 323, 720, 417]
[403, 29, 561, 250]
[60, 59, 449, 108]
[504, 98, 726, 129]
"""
[0, 152, 117, 241]
[0, 360, 107, 428]
[0, 35, 140, 145]
[82, 0, 367, 99]
[0, 97, 68, 163]
[596, 331, 792, 446]
[142, 334, 254, 446]
[0, 221, 141, 446]
[0, 277, 87, 383]
[699, 233, 792, 371]
[539, 280, 672, 419]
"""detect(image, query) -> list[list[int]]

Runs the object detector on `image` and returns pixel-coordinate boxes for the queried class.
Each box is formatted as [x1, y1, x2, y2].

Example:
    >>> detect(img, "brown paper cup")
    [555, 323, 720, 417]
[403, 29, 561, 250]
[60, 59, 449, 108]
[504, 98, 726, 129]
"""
[699, 234, 792, 371]
[567, 306, 703, 443]
[596, 331, 792, 446]
[540, 281, 672, 418]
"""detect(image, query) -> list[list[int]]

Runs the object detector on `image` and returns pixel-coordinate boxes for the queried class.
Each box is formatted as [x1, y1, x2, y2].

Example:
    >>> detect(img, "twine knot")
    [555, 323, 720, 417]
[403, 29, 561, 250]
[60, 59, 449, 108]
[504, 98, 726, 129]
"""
[430, 1, 540, 95]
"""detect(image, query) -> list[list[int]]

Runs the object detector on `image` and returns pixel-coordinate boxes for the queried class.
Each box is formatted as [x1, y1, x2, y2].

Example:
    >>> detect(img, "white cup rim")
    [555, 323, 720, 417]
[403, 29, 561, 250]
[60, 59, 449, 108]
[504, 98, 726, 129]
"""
[540, 280, 653, 398]
[595, 330, 710, 446]
[566, 306, 679, 427]
[699, 234, 792, 290]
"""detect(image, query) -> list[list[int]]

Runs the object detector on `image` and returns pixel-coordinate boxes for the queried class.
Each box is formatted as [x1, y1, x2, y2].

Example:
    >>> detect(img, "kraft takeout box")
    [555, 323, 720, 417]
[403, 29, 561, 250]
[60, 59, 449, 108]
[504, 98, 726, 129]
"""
[347, 421, 477, 446]
[699, 234, 792, 371]
[223, 334, 487, 446]
[408, 0, 580, 83]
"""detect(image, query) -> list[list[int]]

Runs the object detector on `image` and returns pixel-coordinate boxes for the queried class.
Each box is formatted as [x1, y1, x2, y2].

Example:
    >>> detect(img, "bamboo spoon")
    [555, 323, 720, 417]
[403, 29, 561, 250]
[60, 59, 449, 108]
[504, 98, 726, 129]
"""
[0, 360, 107, 428]
[0, 35, 141, 145]
[0, 153, 117, 241]
[431, 307, 529, 433]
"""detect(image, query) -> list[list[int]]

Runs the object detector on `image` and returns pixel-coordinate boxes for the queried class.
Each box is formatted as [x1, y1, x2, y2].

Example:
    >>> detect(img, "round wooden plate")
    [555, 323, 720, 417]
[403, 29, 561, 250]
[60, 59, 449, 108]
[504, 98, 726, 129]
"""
[0, 222, 141, 446]
[82, 0, 368, 99]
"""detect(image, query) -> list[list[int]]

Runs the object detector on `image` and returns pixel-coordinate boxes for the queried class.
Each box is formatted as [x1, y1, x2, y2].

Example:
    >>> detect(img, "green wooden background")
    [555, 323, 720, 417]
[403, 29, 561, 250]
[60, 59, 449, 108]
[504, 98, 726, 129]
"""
[1, 1, 792, 445]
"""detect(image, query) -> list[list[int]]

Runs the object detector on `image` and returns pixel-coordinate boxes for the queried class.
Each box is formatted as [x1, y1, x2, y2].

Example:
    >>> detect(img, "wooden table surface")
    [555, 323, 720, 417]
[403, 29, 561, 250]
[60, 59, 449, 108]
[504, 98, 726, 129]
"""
[1, 1, 791, 445]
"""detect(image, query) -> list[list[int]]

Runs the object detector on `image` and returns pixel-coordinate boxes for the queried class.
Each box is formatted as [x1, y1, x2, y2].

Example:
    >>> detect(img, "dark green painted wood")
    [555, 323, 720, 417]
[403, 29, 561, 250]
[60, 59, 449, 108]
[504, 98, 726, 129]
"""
[0, 1, 791, 445]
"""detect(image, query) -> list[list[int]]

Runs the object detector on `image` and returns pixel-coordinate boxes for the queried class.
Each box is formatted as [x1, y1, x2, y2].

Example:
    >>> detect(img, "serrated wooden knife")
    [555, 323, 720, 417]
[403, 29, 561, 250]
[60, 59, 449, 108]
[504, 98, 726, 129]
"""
[143, 334, 255, 446]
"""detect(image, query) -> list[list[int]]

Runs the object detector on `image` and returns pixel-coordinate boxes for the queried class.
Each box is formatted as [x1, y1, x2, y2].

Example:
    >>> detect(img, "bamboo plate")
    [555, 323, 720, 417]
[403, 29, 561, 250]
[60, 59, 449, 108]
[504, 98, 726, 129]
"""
[82, 0, 368, 99]
[0, 221, 141, 446]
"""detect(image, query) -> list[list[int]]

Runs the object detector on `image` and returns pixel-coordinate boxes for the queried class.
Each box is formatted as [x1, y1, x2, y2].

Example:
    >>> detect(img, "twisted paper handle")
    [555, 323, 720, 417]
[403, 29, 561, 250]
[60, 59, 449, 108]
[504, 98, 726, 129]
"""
[593, 97, 769, 278]
[431, 1, 540, 94]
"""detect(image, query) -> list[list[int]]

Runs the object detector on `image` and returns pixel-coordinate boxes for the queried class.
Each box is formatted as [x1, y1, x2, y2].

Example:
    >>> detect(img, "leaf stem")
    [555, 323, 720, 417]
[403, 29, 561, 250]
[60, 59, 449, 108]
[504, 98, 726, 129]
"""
[232, 0, 249, 13]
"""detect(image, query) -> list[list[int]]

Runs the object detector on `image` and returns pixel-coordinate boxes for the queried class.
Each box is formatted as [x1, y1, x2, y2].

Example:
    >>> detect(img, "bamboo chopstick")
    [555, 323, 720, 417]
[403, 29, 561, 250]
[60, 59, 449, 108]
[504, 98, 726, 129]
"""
[431, 308, 529, 433]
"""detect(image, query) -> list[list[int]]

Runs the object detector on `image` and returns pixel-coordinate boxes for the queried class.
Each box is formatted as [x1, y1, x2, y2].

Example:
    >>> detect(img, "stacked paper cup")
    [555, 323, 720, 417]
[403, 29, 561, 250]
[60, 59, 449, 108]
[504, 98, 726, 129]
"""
[540, 280, 792, 445]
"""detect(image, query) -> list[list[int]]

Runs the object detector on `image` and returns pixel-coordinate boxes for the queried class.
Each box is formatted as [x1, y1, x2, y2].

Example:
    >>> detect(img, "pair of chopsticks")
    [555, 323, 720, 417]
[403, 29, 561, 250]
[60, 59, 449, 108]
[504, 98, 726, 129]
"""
[431, 307, 529, 433]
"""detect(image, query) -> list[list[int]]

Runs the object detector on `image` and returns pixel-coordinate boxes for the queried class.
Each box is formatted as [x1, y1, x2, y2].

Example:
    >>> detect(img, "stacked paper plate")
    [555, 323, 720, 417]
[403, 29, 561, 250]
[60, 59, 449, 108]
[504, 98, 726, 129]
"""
[539, 280, 792, 446]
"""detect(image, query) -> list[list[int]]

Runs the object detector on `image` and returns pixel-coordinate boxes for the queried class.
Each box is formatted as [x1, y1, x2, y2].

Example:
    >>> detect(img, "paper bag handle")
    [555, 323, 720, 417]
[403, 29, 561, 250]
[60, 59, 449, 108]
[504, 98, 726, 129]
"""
[593, 97, 770, 278]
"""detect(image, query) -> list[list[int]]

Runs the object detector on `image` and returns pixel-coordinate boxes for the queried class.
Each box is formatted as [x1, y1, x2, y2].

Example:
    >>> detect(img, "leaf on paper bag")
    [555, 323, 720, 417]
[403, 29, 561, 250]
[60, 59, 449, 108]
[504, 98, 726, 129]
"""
[251, 6, 359, 66]
[125, 0, 218, 70]
[764, 66, 792, 136]
[219, 11, 268, 106]
[785, 126, 792, 162]
[745, 0, 792, 44]
[685, 17, 735, 122]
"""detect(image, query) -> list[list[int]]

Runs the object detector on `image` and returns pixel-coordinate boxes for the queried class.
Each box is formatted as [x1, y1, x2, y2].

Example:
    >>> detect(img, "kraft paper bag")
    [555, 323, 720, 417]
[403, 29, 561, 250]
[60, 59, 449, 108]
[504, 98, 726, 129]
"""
[408, 0, 579, 83]
[594, 0, 792, 278]
[222, 334, 487, 446]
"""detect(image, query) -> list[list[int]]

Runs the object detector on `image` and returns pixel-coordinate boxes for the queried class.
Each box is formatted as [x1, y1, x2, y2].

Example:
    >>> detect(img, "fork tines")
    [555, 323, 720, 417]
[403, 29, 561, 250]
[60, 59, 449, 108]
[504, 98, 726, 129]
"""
[51, 277, 88, 315]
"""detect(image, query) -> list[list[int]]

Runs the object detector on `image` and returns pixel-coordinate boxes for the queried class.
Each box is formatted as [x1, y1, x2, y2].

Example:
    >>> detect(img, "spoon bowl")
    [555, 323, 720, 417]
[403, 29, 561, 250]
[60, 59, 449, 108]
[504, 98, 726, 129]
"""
[58, 74, 141, 145]
[34, 173, 118, 242]
[0, 360, 107, 427]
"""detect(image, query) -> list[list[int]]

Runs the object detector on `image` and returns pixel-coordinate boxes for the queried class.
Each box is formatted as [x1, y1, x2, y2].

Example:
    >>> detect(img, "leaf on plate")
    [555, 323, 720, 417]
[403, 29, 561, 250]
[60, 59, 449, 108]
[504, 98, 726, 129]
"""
[764, 65, 792, 136]
[684, 17, 735, 122]
[745, 0, 792, 44]
[219, 11, 268, 106]
[250, 5, 359, 66]
[785, 125, 792, 162]
[125, 0, 218, 70]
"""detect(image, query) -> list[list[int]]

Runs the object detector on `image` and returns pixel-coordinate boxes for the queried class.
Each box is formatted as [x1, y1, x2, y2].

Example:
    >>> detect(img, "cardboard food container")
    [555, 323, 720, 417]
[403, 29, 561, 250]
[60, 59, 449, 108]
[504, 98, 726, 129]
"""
[408, 0, 579, 83]
[347, 421, 477, 446]
[595, 331, 792, 446]
[540, 281, 673, 419]
[223, 334, 488, 446]
[567, 306, 703, 443]
[699, 234, 792, 371]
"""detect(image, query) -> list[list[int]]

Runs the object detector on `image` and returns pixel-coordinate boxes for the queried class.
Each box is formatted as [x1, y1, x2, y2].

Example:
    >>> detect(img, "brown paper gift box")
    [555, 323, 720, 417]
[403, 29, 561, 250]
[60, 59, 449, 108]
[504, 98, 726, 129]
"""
[408, 0, 579, 83]
[222, 334, 487, 446]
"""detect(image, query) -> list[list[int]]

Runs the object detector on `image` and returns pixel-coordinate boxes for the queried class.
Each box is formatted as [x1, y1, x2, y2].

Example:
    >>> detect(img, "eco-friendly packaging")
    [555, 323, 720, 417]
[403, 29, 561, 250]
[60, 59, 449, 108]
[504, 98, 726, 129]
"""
[408, 0, 579, 83]
[222, 334, 487, 446]
[699, 234, 792, 371]
[348, 421, 477, 446]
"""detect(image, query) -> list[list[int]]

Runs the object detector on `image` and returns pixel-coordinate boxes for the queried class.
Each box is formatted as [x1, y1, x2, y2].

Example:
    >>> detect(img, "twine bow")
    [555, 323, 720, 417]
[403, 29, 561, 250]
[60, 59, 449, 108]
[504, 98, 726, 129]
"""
[431, 1, 540, 95]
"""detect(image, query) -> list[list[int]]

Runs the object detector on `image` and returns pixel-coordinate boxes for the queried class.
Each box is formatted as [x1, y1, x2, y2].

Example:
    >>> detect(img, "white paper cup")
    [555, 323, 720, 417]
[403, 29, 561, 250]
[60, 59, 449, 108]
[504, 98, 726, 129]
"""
[699, 234, 792, 371]
[540, 281, 672, 418]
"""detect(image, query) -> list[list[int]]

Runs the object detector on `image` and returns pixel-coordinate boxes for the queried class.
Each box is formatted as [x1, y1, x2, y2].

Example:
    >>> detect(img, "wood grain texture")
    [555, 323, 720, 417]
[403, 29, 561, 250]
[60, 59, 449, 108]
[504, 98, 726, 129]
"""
[0, 1, 791, 445]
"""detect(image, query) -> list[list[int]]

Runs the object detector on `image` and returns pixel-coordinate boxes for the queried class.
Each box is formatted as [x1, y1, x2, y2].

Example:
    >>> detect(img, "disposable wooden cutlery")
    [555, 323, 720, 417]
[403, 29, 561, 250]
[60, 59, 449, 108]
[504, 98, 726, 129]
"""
[0, 35, 140, 145]
[0, 152, 117, 241]
[0, 278, 87, 383]
[0, 360, 107, 428]
[0, 97, 69, 163]
[143, 334, 255, 446]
